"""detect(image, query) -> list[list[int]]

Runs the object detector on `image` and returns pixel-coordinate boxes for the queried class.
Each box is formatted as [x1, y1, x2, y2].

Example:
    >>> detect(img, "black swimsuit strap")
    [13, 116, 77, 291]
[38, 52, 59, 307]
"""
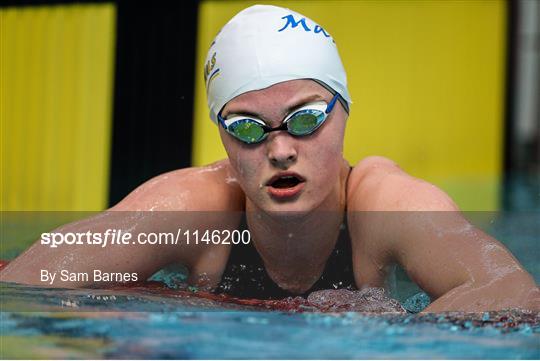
[343, 163, 352, 213]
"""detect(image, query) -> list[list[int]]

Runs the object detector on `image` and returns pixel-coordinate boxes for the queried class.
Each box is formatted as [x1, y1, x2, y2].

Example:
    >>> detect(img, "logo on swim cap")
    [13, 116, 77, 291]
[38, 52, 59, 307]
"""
[204, 52, 220, 92]
[277, 14, 332, 41]
[204, 5, 352, 124]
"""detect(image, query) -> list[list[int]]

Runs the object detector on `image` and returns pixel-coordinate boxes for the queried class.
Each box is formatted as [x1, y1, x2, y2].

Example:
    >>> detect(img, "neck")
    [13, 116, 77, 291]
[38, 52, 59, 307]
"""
[246, 160, 350, 294]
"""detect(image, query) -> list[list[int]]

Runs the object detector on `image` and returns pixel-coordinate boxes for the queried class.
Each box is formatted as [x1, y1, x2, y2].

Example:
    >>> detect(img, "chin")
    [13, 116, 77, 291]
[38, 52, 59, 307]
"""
[245, 183, 322, 215]
[260, 198, 319, 217]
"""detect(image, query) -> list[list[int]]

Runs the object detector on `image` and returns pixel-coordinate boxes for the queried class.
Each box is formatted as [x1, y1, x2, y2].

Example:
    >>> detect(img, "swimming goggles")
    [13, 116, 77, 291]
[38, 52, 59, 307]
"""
[218, 93, 341, 144]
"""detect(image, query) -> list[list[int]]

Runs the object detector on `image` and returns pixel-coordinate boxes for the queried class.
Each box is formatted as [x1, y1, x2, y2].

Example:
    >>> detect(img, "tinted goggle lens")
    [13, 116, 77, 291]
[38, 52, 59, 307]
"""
[229, 120, 266, 143]
[287, 110, 325, 135]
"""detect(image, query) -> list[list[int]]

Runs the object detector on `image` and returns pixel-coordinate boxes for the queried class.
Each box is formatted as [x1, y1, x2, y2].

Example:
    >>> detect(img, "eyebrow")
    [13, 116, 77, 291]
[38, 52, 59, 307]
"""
[222, 93, 326, 123]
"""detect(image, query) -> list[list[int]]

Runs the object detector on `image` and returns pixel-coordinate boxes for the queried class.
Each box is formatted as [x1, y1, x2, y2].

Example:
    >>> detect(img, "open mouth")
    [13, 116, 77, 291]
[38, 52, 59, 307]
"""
[266, 173, 306, 199]
[270, 175, 303, 189]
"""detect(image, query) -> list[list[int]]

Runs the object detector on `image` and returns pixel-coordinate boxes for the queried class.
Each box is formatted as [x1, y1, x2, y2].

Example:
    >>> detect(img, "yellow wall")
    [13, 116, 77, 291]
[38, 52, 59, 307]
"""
[192, 0, 506, 210]
[1, 4, 116, 211]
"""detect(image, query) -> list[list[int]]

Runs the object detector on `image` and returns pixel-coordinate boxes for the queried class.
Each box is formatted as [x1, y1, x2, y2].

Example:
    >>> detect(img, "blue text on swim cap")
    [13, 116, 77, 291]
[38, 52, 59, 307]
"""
[277, 14, 331, 38]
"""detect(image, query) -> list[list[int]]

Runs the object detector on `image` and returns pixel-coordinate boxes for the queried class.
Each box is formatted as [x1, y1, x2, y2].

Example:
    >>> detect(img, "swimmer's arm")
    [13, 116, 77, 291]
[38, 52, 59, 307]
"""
[348, 156, 539, 312]
[0, 160, 244, 288]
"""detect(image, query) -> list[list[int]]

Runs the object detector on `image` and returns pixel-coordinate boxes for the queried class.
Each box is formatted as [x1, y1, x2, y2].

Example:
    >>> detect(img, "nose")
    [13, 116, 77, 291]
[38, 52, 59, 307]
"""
[266, 133, 298, 169]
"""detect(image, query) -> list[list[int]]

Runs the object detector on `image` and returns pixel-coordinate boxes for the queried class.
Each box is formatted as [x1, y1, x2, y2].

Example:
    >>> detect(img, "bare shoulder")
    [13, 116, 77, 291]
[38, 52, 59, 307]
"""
[113, 159, 245, 211]
[346, 156, 459, 288]
[347, 156, 458, 211]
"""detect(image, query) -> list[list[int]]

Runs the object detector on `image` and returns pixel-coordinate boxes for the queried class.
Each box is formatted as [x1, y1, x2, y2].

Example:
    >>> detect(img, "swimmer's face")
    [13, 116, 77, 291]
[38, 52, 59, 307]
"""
[219, 79, 348, 213]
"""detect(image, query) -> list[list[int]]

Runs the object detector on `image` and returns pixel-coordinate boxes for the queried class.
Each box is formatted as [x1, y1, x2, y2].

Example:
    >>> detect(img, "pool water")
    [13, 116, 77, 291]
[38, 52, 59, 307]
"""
[1, 283, 539, 359]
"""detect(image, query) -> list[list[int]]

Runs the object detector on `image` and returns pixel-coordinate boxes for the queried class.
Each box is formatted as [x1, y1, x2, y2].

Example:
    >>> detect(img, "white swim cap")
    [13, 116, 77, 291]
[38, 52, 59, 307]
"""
[204, 4, 352, 123]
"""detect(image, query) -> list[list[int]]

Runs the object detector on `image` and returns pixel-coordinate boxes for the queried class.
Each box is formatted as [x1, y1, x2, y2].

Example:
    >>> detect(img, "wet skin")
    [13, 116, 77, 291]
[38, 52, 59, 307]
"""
[1, 80, 539, 312]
